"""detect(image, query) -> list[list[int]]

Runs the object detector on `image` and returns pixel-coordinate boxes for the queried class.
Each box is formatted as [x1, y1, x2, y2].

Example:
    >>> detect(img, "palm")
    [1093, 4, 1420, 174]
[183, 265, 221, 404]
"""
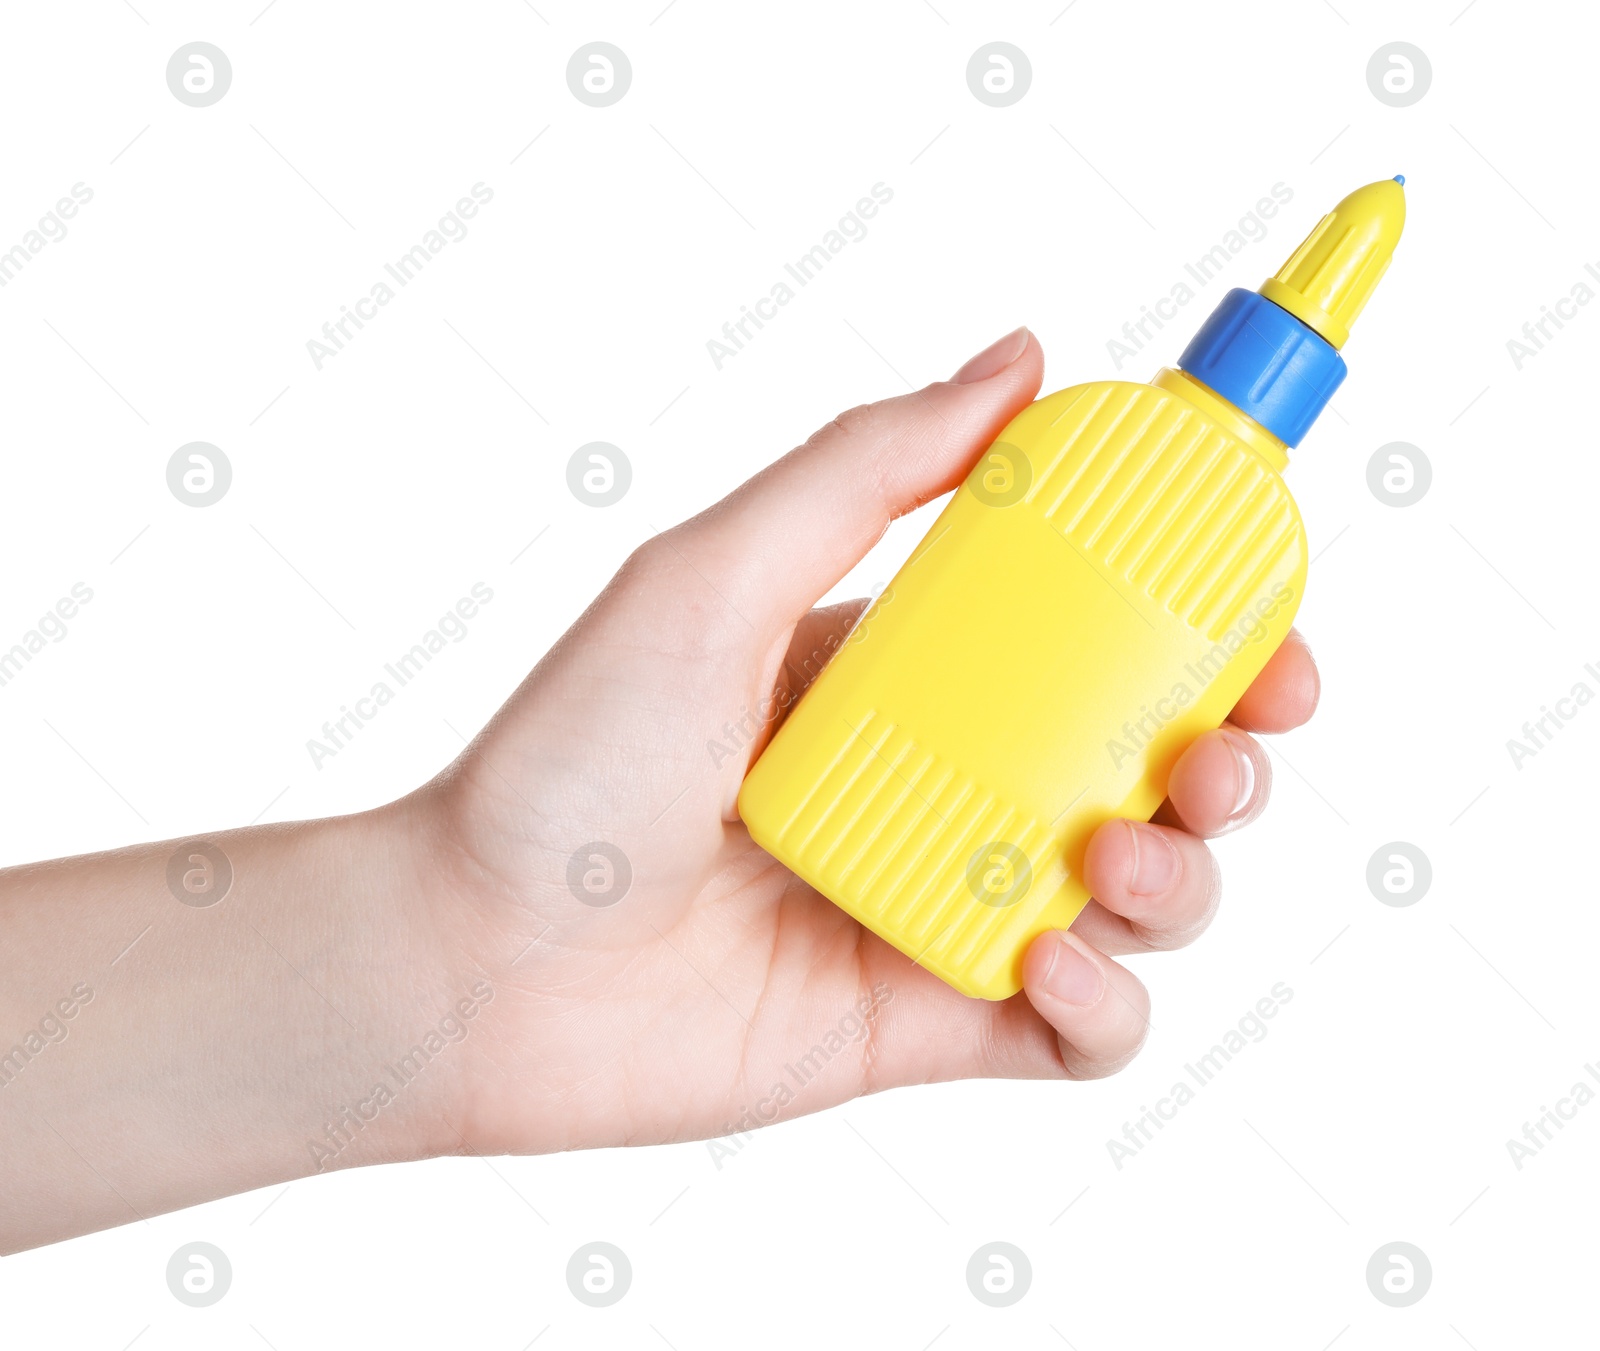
[431, 578, 1039, 1157]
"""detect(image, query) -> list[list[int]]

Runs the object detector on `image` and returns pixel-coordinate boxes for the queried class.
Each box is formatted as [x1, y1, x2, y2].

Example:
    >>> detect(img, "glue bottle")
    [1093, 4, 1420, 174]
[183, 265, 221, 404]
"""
[738, 178, 1407, 999]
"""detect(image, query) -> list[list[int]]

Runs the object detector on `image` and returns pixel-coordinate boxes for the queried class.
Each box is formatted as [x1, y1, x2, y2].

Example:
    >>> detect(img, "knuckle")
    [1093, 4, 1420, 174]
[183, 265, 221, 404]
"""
[1119, 843, 1222, 953]
[618, 530, 700, 594]
[1128, 920, 1198, 953]
[811, 401, 880, 446]
[620, 532, 673, 580]
[610, 532, 748, 668]
[1056, 982, 1152, 1080]
[1060, 1024, 1150, 1081]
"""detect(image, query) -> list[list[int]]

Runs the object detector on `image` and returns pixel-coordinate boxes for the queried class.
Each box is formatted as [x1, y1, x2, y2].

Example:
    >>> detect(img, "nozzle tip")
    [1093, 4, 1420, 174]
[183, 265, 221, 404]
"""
[1259, 177, 1407, 350]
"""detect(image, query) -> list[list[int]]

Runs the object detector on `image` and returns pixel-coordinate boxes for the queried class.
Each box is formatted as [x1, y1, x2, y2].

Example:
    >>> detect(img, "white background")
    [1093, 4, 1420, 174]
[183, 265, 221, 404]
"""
[0, 0, 1594, 1345]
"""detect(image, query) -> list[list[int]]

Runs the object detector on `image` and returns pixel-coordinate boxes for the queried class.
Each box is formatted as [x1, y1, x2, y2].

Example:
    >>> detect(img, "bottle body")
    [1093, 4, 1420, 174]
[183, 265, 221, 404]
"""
[738, 376, 1307, 1000]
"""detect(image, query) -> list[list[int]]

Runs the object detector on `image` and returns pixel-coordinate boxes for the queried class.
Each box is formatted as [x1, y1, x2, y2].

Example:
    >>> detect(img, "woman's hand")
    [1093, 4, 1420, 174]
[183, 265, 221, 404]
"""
[416, 326, 1320, 1155]
[0, 327, 1318, 1252]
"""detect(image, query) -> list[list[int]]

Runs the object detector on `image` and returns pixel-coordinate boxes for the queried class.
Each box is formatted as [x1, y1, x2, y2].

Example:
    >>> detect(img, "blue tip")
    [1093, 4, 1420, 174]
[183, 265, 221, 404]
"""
[1393, 174, 1406, 186]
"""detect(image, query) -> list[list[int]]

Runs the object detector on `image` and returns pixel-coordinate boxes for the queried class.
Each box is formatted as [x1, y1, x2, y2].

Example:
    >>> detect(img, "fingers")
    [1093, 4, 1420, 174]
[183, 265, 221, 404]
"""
[1070, 820, 1222, 954]
[1069, 630, 1316, 945]
[655, 327, 1044, 634]
[1021, 931, 1151, 1079]
[1231, 629, 1319, 733]
[1159, 724, 1272, 838]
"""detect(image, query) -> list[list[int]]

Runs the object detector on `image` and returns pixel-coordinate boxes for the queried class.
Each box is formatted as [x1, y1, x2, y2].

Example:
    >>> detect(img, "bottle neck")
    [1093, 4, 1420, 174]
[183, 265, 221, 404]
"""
[1151, 368, 1289, 474]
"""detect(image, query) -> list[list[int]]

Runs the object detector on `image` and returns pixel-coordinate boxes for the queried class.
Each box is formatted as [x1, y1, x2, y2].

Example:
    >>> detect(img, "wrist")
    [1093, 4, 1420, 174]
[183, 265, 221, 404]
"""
[300, 794, 479, 1174]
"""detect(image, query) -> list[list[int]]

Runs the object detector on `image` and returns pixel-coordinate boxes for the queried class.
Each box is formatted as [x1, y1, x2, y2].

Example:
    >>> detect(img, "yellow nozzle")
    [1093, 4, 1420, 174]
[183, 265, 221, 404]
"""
[1259, 176, 1406, 351]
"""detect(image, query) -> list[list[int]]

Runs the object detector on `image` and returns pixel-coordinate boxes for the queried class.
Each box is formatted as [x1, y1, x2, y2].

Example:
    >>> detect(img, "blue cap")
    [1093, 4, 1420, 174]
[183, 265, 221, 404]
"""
[1176, 289, 1347, 447]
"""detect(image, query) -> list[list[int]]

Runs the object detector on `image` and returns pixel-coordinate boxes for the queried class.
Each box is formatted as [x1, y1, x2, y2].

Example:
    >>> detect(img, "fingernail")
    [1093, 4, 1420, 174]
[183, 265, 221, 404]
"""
[1226, 733, 1257, 819]
[1041, 934, 1104, 1006]
[952, 326, 1029, 384]
[1126, 821, 1180, 897]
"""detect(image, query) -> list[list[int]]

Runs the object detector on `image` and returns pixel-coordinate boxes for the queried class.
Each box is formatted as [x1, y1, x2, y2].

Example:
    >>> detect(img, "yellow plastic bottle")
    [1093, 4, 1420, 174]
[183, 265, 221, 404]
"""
[739, 178, 1406, 1000]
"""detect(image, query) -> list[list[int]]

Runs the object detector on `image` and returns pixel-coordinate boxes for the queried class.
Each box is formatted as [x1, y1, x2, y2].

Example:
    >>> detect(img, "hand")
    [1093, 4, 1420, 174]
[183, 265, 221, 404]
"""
[0, 327, 1319, 1252]
[416, 325, 1321, 1155]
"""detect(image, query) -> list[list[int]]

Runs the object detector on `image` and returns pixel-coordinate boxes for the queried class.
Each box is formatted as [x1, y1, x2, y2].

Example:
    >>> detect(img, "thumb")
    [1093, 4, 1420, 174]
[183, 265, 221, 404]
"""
[665, 326, 1044, 633]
